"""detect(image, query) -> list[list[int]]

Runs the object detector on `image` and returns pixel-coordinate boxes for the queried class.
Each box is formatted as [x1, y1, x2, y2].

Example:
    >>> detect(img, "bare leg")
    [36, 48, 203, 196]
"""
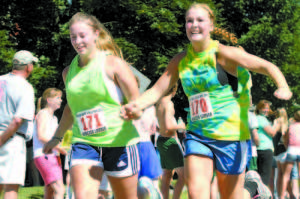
[71, 165, 102, 199]
[185, 155, 213, 199]
[3, 184, 19, 199]
[160, 169, 173, 199]
[173, 167, 185, 199]
[50, 180, 65, 199]
[108, 174, 138, 199]
[279, 161, 293, 199]
[217, 171, 246, 199]
[286, 179, 298, 199]
[44, 185, 54, 199]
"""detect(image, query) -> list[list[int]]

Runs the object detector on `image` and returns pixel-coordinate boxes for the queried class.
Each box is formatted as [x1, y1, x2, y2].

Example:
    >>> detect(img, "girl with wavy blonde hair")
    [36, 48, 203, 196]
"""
[122, 2, 292, 199]
[44, 12, 140, 199]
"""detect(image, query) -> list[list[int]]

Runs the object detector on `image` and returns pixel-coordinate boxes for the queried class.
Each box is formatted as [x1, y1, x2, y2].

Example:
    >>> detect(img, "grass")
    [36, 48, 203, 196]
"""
[1, 182, 189, 199]
[0, 186, 44, 199]
[19, 187, 44, 199]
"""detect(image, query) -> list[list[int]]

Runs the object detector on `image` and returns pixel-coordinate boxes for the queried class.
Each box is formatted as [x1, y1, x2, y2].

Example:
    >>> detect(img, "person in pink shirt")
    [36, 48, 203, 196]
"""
[278, 110, 300, 199]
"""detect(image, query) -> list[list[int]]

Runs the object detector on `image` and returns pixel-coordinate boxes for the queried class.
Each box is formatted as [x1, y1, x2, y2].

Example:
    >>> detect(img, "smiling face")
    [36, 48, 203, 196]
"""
[259, 103, 271, 116]
[70, 21, 99, 57]
[47, 93, 62, 111]
[185, 6, 214, 45]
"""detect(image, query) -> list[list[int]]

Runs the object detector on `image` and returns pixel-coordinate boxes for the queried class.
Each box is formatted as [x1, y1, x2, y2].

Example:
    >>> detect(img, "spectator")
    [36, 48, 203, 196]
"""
[155, 83, 185, 199]
[279, 110, 300, 199]
[0, 50, 37, 199]
[255, 100, 281, 185]
[33, 88, 66, 199]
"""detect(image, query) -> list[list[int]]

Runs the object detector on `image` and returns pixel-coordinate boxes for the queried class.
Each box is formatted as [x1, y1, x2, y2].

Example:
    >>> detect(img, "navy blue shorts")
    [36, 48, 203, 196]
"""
[70, 143, 140, 177]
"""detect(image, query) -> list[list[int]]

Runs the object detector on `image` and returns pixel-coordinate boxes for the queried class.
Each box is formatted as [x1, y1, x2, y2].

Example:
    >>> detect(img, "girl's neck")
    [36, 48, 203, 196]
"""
[78, 49, 99, 67]
[43, 107, 55, 116]
[192, 38, 210, 53]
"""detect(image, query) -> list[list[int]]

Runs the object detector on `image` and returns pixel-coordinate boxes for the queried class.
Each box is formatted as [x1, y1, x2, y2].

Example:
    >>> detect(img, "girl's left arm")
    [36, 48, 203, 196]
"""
[106, 55, 140, 102]
[218, 44, 292, 100]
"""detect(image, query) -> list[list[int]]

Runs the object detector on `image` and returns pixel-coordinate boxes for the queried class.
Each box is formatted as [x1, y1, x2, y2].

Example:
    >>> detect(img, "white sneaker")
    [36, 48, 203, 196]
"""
[245, 171, 272, 199]
[138, 177, 162, 199]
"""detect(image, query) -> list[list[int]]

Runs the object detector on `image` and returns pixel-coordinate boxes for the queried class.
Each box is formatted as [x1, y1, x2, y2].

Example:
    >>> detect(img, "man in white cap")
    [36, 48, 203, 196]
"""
[0, 50, 37, 199]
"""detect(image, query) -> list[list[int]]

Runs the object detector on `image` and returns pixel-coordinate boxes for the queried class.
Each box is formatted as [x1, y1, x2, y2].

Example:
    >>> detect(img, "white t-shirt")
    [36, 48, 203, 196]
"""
[33, 110, 58, 157]
[0, 73, 35, 139]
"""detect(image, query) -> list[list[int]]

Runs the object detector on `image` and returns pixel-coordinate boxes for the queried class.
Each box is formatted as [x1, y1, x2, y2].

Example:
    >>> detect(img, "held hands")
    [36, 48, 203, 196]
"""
[120, 102, 143, 120]
[274, 87, 292, 100]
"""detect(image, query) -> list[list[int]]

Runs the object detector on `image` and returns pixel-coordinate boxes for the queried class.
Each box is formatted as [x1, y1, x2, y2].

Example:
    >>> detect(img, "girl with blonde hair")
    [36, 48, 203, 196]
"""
[279, 110, 300, 199]
[33, 88, 66, 199]
[122, 2, 292, 199]
[44, 12, 140, 199]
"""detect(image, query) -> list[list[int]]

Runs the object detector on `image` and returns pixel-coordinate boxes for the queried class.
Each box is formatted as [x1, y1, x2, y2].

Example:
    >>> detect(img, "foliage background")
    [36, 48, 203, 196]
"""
[1, 0, 299, 120]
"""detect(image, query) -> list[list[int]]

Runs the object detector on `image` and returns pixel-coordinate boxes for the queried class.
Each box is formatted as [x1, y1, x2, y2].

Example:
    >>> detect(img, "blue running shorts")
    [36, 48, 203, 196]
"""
[138, 141, 162, 179]
[183, 132, 251, 175]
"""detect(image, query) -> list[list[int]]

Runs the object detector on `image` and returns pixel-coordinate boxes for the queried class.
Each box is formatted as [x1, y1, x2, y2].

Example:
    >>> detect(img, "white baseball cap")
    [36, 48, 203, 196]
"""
[13, 50, 38, 66]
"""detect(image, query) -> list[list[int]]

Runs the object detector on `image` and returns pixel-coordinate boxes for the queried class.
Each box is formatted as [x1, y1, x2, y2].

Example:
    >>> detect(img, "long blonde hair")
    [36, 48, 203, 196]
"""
[36, 88, 62, 113]
[186, 3, 238, 46]
[69, 12, 123, 59]
[277, 107, 289, 134]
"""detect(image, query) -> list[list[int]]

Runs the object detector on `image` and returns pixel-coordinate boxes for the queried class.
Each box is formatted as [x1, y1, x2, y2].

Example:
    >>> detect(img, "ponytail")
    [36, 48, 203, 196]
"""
[36, 97, 42, 113]
[212, 27, 238, 46]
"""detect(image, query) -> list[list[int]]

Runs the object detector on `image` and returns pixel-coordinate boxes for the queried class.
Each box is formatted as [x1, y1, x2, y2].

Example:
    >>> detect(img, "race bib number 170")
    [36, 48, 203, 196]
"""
[76, 107, 108, 136]
[189, 92, 214, 122]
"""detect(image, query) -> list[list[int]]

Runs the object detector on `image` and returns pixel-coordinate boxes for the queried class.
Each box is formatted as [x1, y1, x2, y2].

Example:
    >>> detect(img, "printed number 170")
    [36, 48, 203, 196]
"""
[191, 98, 208, 115]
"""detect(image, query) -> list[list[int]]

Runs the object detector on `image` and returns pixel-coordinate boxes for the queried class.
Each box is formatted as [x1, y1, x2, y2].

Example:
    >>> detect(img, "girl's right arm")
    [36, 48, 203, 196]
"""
[121, 52, 185, 119]
[36, 111, 51, 144]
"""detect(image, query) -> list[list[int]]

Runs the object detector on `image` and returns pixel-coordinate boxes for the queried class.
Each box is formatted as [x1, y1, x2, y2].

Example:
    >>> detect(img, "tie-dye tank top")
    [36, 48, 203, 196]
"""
[178, 40, 251, 141]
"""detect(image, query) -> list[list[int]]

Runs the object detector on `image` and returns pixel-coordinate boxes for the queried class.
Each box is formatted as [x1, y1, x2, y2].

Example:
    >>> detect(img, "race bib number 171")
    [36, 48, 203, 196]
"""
[189, 92, 214, 122]
[76, 107, 108, 136]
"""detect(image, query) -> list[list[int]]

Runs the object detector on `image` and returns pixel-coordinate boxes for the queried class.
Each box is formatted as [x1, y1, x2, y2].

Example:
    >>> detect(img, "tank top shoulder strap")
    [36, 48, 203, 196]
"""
[65, 55, 80, 85]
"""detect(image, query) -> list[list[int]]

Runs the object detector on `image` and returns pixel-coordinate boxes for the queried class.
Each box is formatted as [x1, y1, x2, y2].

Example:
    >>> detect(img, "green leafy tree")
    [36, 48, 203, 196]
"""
[0, 0, 299, 119]
[0, 30, 16, 74]
[214, 0, 300, 115]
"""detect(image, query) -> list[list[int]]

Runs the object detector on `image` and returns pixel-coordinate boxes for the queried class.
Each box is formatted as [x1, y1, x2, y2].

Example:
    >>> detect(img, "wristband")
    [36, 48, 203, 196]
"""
[52, 136, 63, 142]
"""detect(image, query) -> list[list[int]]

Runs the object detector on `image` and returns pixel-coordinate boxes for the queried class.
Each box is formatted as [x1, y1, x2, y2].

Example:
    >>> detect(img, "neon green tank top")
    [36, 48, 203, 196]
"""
[178, 40, 251, 141]
[65, 51, 139, 147]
